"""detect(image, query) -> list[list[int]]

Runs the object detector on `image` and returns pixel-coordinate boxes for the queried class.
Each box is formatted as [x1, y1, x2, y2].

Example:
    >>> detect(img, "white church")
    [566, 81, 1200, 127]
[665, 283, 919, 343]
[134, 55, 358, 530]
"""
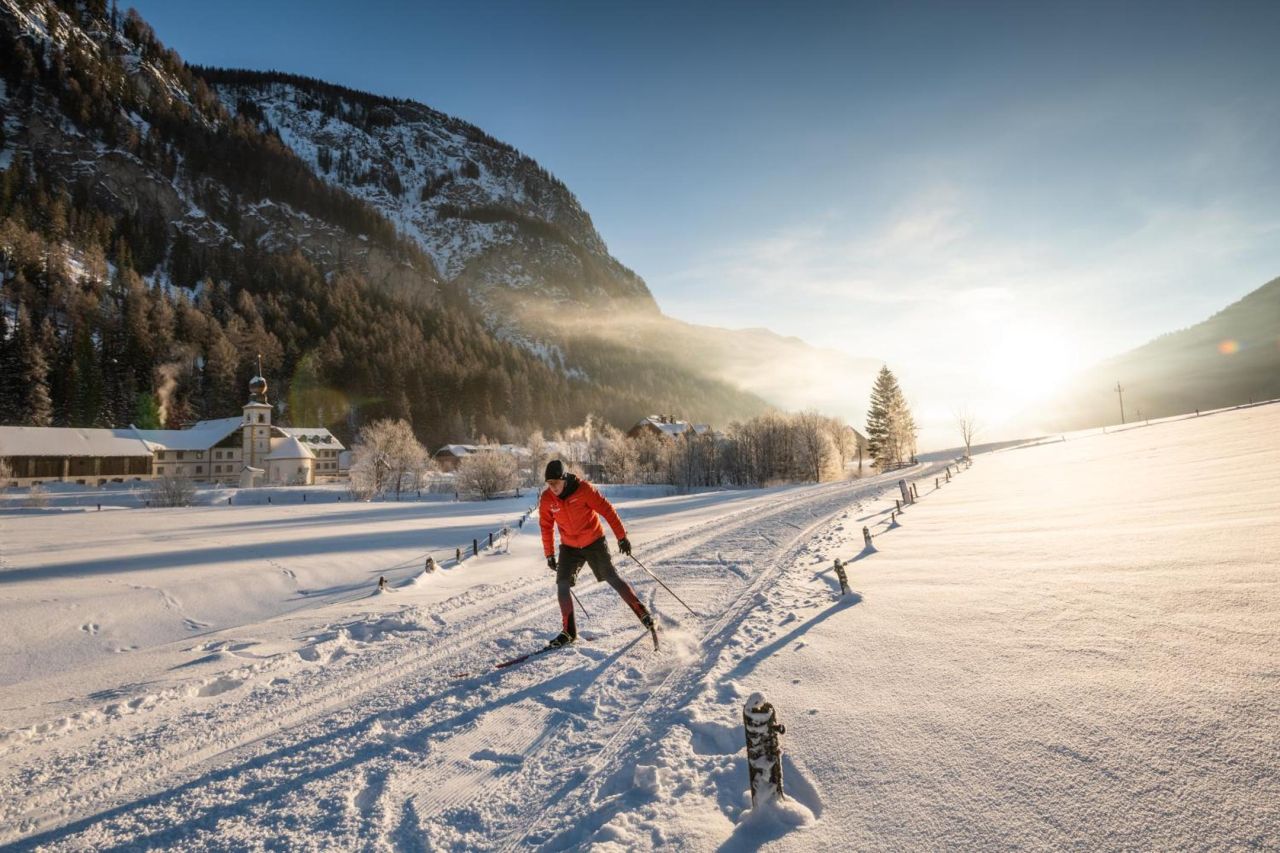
[0, 373, 344, 489]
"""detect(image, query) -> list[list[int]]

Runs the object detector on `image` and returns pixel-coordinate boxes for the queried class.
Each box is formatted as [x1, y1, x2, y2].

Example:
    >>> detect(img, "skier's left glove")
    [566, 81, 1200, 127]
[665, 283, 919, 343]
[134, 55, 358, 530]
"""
[618, 537, 632, 556]
[546, 556, 557, 572]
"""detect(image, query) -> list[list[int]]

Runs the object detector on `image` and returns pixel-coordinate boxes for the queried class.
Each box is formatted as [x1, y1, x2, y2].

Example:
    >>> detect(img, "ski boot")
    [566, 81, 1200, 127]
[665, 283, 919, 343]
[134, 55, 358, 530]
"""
[548, 630, 576, 649]
[641, 613, 659, 650]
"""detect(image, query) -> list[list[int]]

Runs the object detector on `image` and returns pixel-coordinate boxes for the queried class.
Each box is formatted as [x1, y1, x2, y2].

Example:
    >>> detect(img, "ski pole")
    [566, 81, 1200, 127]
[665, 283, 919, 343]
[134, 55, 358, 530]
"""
[628, 553, 699, 617]
[570, 588, 590, 620]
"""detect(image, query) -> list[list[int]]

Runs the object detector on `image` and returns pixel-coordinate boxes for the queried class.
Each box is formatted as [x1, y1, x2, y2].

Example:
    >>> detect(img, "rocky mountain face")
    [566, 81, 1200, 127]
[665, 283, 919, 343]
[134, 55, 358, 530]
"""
[205, 70, 654, 316]
[1038, 276, 1280, 430]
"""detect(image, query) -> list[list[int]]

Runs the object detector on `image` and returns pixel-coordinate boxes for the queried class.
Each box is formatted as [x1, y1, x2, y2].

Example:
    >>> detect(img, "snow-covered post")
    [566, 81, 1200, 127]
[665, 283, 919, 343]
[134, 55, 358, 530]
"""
[488, 532, 494, 548]
[424, 556, 435, 573]
[743, 693, 787, 807]
[946, 468, 951, 482]
[911, 483, 919, 500]
[898, 479, 912, 506]
[862, 526, 873, 548]
[473, 538, 479, 556]
[833, 559, 850, 595]
[455, 547, 461, 563]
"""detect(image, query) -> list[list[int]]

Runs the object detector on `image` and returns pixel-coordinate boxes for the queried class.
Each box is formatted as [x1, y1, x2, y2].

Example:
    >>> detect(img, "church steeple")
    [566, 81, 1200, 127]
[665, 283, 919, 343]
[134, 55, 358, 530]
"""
[243, 354, 273, 471]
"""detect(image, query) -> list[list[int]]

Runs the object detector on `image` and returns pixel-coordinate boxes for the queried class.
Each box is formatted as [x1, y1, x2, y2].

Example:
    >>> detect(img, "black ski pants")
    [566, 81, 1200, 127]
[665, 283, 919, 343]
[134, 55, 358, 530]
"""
[556, 536, 646, 636]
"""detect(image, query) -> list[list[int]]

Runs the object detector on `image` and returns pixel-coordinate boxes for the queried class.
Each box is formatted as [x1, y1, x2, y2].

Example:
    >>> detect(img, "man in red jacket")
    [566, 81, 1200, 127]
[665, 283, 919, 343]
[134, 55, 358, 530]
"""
[539, 459, 654, 647]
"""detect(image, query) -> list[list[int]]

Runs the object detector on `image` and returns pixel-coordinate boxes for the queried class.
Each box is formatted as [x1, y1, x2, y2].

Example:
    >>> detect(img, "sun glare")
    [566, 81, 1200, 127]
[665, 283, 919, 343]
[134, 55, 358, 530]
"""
[979, 325, 1081, 418]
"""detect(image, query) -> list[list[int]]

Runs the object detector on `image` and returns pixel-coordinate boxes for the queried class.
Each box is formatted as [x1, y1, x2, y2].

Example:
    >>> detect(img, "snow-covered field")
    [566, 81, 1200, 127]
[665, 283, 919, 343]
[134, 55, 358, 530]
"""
[1, 405, 1277, 850]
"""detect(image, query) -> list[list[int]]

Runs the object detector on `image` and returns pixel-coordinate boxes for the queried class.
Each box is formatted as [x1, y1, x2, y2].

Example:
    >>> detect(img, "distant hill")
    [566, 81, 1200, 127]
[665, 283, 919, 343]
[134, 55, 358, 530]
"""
[1039, 276, 1280, 430]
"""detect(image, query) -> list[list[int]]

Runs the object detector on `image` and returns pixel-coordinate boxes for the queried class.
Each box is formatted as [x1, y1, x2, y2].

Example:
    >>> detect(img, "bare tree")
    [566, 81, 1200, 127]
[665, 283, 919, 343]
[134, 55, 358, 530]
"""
[793, 410, 838, 483]
[956, 406, 980, 459]
[602, 430, 639, 483]
[348, 419, 428, 501]
[456, 450, 519, 500]
[524, 429, 550, 487]
[149, 474, 196, 507]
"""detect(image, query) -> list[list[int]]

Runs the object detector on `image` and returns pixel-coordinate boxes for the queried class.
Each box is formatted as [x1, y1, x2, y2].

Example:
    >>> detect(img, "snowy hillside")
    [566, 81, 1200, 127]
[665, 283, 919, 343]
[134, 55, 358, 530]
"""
[2, 403, 1276, 849]
[206, 71, 653, 309]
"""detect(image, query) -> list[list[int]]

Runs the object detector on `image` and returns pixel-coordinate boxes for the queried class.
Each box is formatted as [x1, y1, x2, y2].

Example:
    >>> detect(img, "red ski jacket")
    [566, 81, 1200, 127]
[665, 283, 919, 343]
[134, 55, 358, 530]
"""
[539, 476, 626, 555]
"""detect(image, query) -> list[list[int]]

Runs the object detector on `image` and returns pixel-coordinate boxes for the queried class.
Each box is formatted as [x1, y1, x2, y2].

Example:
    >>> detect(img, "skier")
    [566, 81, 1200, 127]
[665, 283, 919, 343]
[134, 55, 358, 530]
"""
[540, 459, 655, 647]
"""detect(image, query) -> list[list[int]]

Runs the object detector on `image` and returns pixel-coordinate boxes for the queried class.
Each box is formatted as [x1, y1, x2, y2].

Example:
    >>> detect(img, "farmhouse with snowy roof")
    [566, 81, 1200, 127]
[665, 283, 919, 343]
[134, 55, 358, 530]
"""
[0, 374, 344, 489]
[433, 443, 530, 473]
[626, 415, 712, 440]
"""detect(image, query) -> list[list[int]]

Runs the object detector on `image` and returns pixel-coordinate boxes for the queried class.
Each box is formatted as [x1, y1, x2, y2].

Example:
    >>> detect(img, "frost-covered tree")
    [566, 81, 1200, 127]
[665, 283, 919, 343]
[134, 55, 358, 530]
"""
[149, 474, 195, 507]
[456, 449, 519, 500]
[348, 418, 429, 501]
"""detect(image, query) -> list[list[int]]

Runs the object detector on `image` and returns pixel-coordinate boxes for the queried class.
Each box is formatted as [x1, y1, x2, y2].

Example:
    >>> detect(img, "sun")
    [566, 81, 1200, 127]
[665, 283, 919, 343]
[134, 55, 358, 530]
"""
[979, 324, 1081, 416]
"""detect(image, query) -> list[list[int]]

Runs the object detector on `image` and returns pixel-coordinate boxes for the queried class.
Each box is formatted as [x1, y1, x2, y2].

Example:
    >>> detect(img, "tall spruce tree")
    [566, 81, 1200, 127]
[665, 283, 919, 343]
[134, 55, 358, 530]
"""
[865, 365, 915, 469]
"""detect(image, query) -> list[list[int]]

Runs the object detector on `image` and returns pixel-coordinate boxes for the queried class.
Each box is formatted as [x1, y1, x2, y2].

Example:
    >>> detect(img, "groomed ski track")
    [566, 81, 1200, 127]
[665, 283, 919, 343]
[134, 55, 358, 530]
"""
[0, 467, 939, 851]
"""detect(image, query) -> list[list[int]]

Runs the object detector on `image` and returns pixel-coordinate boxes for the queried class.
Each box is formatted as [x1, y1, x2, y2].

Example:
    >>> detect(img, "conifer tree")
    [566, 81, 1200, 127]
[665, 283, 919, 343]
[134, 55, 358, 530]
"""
[14, 308, 53, 426]
[865, 365, 915, 469]
[133, 391, 162, 429]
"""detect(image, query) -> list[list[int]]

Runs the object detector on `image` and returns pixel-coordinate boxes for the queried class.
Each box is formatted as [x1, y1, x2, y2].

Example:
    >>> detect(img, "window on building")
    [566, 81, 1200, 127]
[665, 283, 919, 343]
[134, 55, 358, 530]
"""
[196, 466, 203, 474]
[177, 451, 185, 461]
[196, 451, 204, 460]
[257, 414, 265, 423]
[157, 466, 164, 474]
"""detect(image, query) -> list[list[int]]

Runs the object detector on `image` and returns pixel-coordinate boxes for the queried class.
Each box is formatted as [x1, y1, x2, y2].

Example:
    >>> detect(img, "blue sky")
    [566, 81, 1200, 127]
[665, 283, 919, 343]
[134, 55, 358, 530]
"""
[129, 0, 1280, 441]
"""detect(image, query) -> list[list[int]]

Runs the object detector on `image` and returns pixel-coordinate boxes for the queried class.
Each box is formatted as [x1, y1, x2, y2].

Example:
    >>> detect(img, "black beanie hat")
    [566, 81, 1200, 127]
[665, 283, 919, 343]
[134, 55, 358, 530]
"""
[544, 459, 565, 480]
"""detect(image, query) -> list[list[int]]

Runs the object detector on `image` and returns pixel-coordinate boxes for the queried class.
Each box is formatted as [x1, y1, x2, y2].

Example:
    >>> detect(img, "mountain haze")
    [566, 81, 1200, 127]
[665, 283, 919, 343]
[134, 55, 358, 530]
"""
[1038, 276, 1280, 430]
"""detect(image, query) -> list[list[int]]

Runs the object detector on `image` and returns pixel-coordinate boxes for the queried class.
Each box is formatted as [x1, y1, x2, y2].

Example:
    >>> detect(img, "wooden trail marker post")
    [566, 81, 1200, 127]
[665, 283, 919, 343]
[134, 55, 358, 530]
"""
[743, 693, 787, 808]
[833, 559, 851, 595]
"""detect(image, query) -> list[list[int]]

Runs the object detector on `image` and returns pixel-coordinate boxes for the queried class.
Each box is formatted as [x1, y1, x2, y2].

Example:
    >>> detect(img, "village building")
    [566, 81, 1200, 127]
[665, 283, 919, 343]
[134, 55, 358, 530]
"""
[626, 414, 713, 440]
[0, 373, 344, 488]
[433, 443, 529, 473]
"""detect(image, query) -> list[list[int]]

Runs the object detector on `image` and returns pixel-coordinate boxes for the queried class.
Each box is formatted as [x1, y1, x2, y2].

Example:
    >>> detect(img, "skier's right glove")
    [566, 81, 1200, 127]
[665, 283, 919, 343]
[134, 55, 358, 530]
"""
[546, 556, 557, 572]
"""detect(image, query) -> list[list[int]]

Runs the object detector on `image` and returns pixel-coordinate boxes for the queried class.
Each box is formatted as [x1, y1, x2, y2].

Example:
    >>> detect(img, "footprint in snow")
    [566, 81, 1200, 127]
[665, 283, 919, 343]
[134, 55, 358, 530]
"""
[470, 749, 524, 766]
[80, 622, 100, 635]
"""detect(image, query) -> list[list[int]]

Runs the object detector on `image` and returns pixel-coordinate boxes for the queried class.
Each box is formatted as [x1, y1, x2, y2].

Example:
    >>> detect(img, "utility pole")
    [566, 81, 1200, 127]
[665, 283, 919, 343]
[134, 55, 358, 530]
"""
[1114, 381, 1125, 425]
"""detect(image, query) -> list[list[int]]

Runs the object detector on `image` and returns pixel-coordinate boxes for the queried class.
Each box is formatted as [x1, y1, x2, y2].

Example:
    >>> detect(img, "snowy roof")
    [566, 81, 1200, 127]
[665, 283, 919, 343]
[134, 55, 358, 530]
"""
[632, 416, 710, 438]
[434, 444, 529, 458]
[276, 427, 346, 450]
[265, 436, 315, 461]
[0, 426, 155, 458]
[132, 417, 245, 452]
[435, 444, 477, 457]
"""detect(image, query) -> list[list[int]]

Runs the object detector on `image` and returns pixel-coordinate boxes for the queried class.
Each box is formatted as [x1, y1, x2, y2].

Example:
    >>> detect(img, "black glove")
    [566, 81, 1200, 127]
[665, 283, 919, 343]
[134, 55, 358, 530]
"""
[618, 537, 632, 556]
[546, 556, 557, 572]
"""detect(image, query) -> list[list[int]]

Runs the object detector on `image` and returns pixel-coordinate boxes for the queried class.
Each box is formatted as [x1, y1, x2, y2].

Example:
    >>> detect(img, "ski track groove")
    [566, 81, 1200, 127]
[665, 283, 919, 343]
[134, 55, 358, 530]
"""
[1, 467, 944, 849]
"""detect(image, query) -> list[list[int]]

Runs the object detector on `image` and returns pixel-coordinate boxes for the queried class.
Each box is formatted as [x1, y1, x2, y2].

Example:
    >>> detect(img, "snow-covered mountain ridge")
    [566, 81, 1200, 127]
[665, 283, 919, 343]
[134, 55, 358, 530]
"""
[205, 70, 654, 312]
